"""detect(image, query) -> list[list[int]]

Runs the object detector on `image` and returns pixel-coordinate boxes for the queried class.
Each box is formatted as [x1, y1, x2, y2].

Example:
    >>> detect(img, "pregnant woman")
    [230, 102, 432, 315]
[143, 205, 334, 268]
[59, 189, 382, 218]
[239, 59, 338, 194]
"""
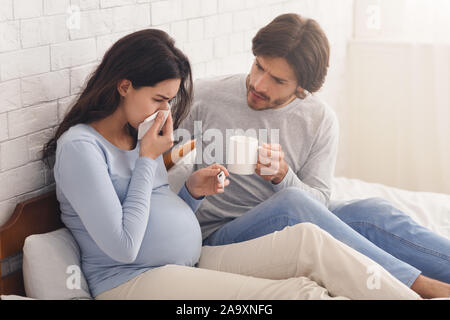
[42, 29, 420, 300]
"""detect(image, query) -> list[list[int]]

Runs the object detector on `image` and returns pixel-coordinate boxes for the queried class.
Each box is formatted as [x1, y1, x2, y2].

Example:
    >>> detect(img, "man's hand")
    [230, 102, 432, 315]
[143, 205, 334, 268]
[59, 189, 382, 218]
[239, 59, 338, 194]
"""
[186, 164, 230, 199]
[255, 143, 289, 184]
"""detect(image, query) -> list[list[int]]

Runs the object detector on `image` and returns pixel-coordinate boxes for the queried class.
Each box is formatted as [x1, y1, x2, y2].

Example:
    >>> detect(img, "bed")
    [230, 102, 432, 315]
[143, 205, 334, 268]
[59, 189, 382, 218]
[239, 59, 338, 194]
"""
[1, 160, 449, 300]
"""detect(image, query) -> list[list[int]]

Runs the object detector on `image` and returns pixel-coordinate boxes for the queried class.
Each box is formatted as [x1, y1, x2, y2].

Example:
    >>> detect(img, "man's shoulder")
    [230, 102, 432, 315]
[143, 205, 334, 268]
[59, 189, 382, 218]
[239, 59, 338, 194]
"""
[194, 73, 245, 87]
[294, 94, 338, 126]
[193, 74, 245, 99]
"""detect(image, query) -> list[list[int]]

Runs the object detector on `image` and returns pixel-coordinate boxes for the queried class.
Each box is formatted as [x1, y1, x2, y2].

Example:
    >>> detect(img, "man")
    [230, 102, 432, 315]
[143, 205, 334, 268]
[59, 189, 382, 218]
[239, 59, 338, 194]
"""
[177, 13, 450, 299]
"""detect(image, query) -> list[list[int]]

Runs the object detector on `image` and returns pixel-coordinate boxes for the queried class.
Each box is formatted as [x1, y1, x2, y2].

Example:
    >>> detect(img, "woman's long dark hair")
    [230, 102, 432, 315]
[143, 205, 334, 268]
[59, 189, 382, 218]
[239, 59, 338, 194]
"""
[42, 29, 193, 169]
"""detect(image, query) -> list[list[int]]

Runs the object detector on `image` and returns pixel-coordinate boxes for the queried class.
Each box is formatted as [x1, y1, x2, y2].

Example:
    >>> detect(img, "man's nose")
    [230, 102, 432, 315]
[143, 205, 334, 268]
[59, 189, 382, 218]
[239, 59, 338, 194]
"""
[254, 73, 269, 93]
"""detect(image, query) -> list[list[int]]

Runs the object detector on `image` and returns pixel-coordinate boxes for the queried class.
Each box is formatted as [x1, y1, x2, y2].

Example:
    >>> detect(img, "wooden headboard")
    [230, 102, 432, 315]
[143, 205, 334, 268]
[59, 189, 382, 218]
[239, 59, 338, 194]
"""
[0, 191, 63, 296]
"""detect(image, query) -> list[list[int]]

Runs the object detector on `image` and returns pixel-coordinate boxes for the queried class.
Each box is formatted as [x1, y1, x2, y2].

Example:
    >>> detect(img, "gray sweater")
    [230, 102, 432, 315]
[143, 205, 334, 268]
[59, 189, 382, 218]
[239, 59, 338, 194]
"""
[178, 74, 339, 240]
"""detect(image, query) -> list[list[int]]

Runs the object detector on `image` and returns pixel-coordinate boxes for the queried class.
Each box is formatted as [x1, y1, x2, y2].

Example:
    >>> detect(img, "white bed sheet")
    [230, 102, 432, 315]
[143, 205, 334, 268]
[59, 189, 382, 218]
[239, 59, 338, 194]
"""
[331, 177, 450, 239]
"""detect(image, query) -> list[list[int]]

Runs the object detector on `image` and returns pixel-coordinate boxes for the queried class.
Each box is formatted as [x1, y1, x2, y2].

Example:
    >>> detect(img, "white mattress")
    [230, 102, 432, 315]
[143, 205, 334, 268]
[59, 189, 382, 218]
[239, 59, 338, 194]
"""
[331, 177, 450, 239]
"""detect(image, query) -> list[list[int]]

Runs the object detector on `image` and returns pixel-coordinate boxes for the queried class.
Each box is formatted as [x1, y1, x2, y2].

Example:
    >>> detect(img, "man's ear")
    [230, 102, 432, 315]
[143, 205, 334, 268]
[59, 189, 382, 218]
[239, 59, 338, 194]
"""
[117, 79, 132, 97]
[295, 87, 309, 99]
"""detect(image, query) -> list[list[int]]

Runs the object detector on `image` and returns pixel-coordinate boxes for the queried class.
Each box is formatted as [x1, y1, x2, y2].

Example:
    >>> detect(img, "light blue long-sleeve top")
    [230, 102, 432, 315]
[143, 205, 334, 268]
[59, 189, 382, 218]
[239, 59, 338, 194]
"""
[53, 123, 203, 298]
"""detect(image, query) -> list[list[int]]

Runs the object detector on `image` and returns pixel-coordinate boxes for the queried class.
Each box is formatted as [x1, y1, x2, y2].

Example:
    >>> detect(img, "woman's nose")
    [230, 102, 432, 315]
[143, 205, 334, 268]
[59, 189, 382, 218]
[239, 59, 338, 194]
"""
[159, 103, 170, 111]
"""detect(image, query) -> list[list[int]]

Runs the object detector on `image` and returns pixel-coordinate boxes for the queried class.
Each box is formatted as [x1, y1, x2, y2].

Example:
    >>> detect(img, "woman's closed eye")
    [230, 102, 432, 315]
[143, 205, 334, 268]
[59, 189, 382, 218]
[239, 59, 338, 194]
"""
[153, 98, 175, 104]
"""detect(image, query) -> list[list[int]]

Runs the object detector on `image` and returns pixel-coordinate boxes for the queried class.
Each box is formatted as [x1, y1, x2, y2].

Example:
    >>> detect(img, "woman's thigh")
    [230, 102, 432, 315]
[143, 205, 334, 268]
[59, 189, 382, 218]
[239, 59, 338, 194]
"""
[199, 223, 420, 300]
[94, 264, 341, 300]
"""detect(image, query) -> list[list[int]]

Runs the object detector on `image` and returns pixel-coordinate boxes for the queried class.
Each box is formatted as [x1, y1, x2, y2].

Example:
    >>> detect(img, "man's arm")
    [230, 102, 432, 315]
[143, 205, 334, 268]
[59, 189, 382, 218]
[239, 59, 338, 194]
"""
[272, 112, 339, 207]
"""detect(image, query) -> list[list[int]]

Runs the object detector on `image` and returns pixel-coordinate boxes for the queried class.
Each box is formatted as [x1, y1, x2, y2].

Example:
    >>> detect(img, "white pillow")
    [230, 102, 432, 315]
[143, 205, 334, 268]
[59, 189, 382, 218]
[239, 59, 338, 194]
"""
[22, 228, 92, 300]
[1, 294, 35, 300]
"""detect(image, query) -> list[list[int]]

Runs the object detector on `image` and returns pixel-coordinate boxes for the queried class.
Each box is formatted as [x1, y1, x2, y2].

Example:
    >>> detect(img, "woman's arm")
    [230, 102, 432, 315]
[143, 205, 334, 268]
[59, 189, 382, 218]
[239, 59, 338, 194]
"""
[178, 164, 230, 213]
[177, 183, 205, 213]
[54, 140, 159, 263]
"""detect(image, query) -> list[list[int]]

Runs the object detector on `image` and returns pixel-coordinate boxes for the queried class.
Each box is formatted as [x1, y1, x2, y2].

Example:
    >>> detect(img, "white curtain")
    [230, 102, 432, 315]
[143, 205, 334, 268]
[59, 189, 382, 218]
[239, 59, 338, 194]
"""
[337, 0, 450, 195]
[400, 0, 450, 44]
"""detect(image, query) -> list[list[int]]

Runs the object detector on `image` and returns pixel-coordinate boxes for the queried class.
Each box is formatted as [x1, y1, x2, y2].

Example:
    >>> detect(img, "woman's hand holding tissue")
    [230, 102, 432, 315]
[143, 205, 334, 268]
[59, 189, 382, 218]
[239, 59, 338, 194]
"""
[185, 164, 230, 199]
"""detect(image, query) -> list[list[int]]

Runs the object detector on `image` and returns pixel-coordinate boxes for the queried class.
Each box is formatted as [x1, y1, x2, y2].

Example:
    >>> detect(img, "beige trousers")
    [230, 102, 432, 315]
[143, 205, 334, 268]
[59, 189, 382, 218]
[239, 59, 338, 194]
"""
[95, 223, 421, 300]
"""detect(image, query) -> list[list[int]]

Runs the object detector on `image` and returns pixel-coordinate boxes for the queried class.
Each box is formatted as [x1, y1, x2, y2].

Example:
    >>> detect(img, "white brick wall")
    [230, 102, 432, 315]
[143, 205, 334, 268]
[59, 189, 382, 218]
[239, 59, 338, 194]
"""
[0, 0, 354, 226]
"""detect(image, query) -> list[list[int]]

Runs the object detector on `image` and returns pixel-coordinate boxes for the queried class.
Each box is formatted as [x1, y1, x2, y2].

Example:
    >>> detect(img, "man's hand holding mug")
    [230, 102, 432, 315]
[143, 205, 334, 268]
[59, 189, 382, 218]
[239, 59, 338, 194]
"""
[255, 143, 289, 184]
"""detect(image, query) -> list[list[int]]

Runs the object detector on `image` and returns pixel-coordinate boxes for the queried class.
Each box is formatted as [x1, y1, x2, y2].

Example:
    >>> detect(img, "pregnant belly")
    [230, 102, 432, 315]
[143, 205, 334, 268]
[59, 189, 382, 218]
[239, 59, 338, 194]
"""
[133, 188, 203, 267]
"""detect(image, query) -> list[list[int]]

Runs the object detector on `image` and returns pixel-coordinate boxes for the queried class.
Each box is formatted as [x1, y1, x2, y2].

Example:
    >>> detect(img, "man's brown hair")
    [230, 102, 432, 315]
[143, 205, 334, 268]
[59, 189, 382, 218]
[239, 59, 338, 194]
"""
[252, 13, 330, 99]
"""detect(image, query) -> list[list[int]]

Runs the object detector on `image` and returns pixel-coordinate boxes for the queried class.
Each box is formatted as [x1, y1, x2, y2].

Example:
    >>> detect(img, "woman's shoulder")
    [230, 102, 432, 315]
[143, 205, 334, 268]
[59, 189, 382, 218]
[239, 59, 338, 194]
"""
[54, 124, 109, 176]
[56, 123, 105, 155]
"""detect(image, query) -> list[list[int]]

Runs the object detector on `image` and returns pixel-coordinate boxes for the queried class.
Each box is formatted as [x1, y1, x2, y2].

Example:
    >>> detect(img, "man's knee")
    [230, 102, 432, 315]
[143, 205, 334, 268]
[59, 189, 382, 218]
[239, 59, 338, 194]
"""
[334, 197, 404, 224]
[276, 187, 315, 205]
[361, 197, 393, 208]
[271, 187, 336, 224]
[351, 197, 397, 214]
[272, 188, 317, 219]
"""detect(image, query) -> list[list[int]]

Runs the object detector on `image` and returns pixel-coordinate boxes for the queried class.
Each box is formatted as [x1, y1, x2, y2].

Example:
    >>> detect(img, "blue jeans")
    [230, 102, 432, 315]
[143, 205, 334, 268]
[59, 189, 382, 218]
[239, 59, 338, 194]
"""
[203, 187, 450, 286]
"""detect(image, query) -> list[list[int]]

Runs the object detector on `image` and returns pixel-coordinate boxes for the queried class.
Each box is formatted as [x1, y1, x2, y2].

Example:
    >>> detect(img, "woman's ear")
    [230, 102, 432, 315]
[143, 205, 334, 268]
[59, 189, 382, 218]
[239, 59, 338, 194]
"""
[117, 79, 132, 97]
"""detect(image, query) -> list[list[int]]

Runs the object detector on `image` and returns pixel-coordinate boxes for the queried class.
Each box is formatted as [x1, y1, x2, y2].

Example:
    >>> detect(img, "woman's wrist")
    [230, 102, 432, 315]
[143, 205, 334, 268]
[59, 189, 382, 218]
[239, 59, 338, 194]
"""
[139, 148, 159, 160]
[185, 180, 202, 200]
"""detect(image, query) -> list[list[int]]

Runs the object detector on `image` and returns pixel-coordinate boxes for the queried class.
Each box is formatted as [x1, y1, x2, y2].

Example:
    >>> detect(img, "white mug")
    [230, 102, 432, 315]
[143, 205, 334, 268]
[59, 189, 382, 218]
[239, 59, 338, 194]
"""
[227, 135, 259, 175]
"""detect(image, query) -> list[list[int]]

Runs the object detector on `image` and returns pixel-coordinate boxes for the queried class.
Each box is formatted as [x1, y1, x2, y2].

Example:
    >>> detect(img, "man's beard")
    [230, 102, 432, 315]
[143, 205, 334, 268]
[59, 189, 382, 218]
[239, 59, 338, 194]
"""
[246, 76, 297, 110]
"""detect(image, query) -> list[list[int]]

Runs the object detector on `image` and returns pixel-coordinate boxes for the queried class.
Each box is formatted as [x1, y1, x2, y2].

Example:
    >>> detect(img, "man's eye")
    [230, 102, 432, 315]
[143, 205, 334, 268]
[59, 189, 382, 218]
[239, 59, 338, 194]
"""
[153, 99, 164, 103]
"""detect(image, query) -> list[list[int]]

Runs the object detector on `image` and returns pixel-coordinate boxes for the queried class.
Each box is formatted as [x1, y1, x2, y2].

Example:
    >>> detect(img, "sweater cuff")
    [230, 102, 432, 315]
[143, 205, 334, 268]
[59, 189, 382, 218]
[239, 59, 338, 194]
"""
[271, 166, 296, 193]
[178, 182, 204, 213]
[137, 155, 159, 168]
